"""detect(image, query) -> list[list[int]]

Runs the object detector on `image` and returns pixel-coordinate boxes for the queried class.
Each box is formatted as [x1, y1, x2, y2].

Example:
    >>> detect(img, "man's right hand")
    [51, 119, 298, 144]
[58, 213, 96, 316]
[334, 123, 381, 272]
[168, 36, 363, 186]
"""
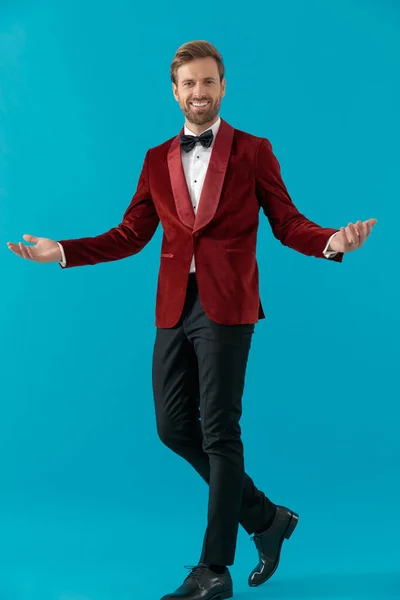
[7, 234, 62, 263]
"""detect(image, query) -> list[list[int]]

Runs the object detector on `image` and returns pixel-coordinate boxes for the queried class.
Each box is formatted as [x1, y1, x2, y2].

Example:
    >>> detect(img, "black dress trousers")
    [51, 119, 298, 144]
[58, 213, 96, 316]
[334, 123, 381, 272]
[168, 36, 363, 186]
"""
[152, 273, 276, 566]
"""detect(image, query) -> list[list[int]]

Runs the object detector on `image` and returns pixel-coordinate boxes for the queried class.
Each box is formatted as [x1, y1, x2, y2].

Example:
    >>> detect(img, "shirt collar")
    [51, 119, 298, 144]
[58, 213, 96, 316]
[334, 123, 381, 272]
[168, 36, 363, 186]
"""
[184, 117, 221, 145]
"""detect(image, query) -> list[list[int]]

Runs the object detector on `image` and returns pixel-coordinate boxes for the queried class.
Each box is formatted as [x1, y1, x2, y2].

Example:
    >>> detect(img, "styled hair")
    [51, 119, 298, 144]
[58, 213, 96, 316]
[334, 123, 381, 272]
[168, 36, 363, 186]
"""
[170, 40, 225, 85]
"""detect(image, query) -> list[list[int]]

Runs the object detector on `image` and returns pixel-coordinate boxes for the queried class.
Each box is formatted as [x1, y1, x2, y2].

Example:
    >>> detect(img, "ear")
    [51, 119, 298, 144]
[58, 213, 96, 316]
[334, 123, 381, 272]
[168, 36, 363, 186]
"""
[172, 82, 179, 102]
[221, 77, 226, 98]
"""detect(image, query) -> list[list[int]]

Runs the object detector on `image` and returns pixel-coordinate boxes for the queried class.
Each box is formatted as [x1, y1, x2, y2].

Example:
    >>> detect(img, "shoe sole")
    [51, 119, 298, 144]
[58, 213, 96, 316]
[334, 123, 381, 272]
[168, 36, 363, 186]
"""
[249, 510, 299, 588]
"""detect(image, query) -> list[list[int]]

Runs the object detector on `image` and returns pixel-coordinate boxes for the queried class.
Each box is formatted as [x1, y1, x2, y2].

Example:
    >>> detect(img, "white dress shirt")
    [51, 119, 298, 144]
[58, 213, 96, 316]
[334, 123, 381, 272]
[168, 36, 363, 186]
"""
[58, 119, 338, 267]
[182, 117, 222, 273]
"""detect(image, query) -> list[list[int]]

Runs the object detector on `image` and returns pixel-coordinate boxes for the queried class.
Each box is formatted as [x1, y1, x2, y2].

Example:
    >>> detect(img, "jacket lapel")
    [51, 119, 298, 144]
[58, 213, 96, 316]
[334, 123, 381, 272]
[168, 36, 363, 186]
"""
[194, 118, 234, 233]
[167, 129, 195, 229]
[167, 118, 234, 232]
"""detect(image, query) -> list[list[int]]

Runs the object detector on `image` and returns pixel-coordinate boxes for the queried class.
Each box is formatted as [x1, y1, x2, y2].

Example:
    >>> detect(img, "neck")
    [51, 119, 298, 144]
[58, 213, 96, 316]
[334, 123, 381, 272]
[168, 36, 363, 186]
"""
[185, 115, 219, 136]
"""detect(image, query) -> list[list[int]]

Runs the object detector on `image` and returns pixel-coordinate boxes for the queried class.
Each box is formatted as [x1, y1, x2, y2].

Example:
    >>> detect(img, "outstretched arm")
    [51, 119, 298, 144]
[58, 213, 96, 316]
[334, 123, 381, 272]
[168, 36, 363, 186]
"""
[57, 149, 159, 268]
[255, 138, 344, 262]
[8, 151, 159, 267]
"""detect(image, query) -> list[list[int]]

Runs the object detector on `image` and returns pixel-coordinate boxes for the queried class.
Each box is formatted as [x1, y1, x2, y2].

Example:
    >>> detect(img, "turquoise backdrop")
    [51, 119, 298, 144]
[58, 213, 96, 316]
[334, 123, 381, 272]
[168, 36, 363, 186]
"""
[1, 1, 399, 598]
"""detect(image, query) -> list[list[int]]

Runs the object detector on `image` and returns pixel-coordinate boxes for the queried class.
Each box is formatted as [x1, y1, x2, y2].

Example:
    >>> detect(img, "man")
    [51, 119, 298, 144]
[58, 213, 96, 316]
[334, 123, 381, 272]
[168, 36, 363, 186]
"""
[8, 40, 376, 600]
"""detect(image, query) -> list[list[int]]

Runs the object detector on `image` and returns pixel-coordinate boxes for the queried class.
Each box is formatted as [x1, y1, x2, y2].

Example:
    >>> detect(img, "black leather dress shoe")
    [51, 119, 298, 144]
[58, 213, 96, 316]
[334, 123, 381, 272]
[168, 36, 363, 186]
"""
[161, 564, 233, 600]
[248, 505, 299, 587]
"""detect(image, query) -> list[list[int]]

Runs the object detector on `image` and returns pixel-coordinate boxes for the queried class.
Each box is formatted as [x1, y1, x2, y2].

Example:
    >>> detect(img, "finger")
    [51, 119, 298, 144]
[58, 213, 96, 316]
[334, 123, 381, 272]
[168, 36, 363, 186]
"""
[19, 242, 30, 260]
[25, 245, 34, 260]
[7, 242, 23, 258]
[355, 220, 367, 245]
[350, 222, 360, 242]
[347, 223, 359, 247]
[361, 222, 368, 243]
[364, 218, 377, 227]
[23, 233, 39, 244]
[365, 221, 373, 236]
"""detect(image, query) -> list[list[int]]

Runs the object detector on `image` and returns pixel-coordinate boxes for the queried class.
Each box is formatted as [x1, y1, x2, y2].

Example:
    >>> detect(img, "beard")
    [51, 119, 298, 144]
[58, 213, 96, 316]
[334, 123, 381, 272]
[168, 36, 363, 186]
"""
[181, 96, 222, 126]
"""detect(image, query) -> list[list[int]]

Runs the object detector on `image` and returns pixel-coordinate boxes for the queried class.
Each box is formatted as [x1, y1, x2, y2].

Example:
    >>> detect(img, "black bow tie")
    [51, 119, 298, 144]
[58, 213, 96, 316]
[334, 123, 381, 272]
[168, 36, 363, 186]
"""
[180, 128, 214, 153]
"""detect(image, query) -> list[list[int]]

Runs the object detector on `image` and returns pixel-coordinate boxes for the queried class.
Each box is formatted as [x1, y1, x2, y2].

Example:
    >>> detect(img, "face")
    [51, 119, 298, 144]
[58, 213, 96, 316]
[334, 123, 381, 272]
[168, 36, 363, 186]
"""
[172, 57, 226, 131]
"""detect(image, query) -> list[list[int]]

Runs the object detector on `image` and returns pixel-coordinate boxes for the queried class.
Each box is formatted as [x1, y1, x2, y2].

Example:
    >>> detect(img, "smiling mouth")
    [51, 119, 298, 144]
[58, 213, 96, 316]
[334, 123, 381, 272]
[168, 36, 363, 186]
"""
[190, 101, 210, 109]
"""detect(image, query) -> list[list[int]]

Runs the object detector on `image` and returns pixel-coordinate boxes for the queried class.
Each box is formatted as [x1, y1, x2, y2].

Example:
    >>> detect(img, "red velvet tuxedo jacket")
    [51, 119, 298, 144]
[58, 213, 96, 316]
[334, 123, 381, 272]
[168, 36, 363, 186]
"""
[58, 118, 343, 328]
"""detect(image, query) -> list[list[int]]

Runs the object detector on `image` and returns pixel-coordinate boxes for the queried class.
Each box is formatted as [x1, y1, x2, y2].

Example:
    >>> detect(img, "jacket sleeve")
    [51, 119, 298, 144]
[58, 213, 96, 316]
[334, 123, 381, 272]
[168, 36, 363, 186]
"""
[57, 150, 160, 268]
[255, 138, 343, 263]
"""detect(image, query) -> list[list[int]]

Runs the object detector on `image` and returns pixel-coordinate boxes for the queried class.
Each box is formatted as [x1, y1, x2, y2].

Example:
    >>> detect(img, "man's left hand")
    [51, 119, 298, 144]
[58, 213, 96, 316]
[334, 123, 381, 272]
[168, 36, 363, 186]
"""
[329, 218, 377, 253]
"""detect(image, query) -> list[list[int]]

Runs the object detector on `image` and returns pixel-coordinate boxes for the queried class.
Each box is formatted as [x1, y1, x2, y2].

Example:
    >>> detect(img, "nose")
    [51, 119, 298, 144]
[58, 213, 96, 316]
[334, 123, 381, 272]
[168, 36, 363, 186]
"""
[192, 82, 207, 98]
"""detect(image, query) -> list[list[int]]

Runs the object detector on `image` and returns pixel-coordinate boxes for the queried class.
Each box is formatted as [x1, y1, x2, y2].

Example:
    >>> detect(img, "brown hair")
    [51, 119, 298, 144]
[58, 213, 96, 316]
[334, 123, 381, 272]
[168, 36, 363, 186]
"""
[170, 40, 225, 85]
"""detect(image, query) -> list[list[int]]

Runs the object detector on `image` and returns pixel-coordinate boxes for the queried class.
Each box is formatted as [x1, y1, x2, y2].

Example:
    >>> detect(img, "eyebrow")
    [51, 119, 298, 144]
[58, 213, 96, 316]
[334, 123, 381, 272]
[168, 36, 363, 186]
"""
[181, 77, 217, 83]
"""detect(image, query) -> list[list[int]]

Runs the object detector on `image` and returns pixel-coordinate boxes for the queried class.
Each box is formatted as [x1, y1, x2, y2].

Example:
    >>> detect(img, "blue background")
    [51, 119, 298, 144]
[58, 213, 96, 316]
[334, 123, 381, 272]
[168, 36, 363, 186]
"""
[1, 1, 399, 598]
